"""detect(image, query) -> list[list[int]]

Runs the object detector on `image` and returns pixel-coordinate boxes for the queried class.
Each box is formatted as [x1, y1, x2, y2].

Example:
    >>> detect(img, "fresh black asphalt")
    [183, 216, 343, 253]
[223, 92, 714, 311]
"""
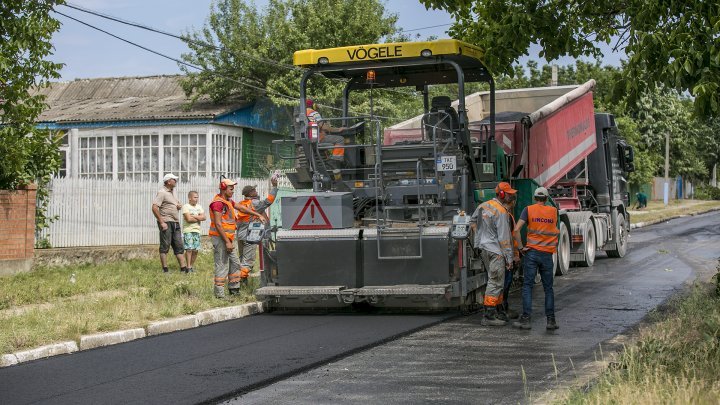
[0, 314, 450, 404]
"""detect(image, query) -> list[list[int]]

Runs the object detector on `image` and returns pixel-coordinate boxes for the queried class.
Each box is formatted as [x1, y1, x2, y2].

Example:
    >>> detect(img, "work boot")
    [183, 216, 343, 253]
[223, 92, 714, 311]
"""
[214, 286, 226, 299]
[546, 316, 559, 330]
[481, 307, 507, 326]
[513, 314, 532, 329]
[229, 288, 240, 296]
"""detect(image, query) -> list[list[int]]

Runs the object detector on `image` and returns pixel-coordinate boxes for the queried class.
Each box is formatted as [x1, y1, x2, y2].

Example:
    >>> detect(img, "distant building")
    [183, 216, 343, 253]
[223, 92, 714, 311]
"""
[35, 75, 291, 181]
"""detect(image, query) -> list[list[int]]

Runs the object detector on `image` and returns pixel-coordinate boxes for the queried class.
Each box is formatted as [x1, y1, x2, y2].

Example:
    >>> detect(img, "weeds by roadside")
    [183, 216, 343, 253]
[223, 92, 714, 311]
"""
[630, 200, 720, 225]
[0, 252, 257, 354]
[560, 262, 720, 404]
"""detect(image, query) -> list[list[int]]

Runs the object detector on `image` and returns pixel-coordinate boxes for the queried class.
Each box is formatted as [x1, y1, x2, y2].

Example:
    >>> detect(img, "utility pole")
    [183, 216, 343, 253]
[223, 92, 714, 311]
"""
[551, 65, 558, 87]
[664, 132, 670, 206]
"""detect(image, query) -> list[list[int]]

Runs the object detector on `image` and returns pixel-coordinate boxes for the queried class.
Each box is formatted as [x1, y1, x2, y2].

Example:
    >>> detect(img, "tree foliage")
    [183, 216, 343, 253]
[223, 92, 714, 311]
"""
[180, 0, 398, 112]
[1, 0, 64, 245]
[0, 0, 63, 190]
[419, 0, 720, 117]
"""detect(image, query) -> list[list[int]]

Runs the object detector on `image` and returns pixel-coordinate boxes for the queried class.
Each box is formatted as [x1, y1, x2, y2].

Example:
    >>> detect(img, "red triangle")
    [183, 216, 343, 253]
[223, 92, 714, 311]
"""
[291, 196, 332, 230]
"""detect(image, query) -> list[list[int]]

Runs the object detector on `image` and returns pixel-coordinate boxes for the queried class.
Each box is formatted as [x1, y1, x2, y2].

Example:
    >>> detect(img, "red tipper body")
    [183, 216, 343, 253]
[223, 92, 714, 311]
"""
[524, 92, 597, 187]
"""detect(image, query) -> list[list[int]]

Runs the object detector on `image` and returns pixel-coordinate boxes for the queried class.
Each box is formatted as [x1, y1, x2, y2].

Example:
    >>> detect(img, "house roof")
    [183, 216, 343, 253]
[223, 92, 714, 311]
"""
[35, 75, 249, 123]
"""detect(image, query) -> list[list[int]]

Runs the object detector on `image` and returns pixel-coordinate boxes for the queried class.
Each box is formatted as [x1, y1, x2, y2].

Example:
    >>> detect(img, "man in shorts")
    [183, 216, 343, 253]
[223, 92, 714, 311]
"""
[182, 190, 206, 273]
[152, 173, 188, 273]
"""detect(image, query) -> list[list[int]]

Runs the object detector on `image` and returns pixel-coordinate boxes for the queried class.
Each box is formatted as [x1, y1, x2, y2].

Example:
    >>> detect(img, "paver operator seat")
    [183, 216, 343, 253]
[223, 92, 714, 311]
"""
[423, 96, 459, 142]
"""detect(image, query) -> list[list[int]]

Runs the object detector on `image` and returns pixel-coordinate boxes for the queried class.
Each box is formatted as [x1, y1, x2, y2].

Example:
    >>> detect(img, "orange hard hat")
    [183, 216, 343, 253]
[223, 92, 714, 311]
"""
[495, 182, 517, 195]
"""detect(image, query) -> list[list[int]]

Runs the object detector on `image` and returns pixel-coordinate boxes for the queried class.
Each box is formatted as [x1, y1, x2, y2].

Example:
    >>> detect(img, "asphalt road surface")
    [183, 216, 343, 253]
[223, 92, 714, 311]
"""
[1, 212, 717, 404]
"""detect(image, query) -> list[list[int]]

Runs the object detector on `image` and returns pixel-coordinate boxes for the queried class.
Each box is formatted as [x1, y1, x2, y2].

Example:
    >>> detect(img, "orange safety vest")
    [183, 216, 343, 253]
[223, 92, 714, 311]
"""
[236, 199, 255, 223]
[306, 107, 320, 122]
[526, 203, 559, 254]
[208, 194, 237, 242]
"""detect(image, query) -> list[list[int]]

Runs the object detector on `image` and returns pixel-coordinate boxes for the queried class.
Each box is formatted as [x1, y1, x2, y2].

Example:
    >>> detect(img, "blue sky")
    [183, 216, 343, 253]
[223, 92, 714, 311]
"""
[50, 0, 624, 80]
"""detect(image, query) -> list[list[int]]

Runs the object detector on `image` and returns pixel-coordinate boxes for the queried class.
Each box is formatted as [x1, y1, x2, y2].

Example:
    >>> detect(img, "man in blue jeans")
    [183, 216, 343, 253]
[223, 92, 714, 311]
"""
[512, 187, 560, 330]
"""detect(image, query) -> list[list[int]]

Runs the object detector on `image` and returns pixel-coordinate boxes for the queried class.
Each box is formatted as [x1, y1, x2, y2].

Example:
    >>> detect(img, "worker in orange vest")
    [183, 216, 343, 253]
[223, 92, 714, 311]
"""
[208, 178, 265, 299]
[471, 182, 518, 326]
[236, 176, 278, 282]
[306, 98, 346, 169]
[513, 186, 560, 330]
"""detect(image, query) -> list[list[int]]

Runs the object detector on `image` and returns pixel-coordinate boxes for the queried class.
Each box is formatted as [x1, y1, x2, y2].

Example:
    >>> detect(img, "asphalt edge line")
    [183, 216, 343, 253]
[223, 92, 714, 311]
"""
[199, 312, 459, 405]
[0, 301, 264, 368]
[630, 206, 720, 230]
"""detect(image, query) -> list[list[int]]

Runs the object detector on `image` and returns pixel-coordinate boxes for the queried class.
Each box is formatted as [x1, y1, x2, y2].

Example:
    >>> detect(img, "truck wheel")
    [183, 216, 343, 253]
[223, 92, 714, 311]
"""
[607, 210, 628, 258]
[555, 221, 571, 275]
[578, 220, 596, 267]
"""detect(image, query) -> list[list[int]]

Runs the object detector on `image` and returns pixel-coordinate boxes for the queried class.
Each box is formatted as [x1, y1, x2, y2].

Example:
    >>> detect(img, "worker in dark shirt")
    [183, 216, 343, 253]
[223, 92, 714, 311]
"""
[634, 192, 647, 209]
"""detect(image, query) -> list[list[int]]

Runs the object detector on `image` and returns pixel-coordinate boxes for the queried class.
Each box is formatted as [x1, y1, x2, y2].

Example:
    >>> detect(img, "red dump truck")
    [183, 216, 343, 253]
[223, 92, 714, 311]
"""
[384, 80, 635, 274]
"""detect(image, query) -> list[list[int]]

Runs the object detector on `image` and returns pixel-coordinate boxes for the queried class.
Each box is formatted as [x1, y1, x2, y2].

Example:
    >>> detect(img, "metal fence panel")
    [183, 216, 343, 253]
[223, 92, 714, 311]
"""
[40, 175, 298, 248]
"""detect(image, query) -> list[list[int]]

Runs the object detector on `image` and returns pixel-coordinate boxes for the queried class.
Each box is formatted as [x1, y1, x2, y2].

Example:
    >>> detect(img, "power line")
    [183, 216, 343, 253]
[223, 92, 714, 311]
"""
[53, 10, 294, 101]
[401, 23, 452, 33]
[62, 2, 304, 73]
[54, 6, 413, 120]
[60, 2, 420, 99]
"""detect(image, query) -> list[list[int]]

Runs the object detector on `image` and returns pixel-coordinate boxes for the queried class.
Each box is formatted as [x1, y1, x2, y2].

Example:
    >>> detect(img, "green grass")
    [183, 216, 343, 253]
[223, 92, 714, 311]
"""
[559, 266, 720, 404]
[630, 200, 720, 225]
[0, 252, 258, 354]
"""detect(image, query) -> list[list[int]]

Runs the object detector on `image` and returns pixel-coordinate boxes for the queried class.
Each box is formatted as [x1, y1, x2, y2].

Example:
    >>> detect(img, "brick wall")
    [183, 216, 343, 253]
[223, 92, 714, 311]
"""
[0, 184, 36, 275]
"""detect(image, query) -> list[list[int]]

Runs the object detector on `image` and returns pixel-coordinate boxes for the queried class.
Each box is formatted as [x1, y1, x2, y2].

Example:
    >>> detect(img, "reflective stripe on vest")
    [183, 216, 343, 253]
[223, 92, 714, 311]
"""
[208, 195, 236, 242]
[526, 204, 559, 254]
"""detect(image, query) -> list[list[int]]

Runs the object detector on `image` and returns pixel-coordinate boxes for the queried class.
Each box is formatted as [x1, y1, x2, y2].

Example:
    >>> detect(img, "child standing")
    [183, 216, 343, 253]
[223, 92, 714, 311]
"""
[182, 191, 206, 272]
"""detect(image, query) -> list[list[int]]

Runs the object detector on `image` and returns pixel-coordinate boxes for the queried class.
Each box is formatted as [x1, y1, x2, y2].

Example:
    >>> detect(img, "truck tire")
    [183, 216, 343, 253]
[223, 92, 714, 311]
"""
[555, 221, 571, 275]
[607, 209, 628, 258]
[577, 220, 596, 267]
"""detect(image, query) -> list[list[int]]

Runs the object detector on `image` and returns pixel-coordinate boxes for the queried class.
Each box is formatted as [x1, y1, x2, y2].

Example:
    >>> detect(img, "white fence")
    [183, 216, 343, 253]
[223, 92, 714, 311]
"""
[40, 176, 296, 248]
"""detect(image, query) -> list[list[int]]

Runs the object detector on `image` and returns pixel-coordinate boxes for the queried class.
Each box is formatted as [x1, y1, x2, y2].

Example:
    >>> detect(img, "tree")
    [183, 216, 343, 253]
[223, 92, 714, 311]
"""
[419, 0, 720, 117]
[0, 0, 63, 190]
[180, 0, 398, 112]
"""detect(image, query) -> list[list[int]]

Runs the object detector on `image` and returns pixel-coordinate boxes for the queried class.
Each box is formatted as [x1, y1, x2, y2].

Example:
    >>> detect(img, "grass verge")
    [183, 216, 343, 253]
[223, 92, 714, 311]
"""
[630, 200, 720, 225]
[0, 251, 257, 354]
[560, 264, 720, 404]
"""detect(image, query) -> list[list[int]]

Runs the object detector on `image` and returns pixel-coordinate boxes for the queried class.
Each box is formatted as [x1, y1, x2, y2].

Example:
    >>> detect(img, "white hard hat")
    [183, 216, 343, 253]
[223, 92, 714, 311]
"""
[163, 173, 179, 182]
[534, 187, 549, 198]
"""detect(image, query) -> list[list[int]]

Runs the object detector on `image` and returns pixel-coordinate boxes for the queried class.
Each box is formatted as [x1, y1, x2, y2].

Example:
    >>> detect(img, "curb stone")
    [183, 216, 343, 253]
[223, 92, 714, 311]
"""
[1, 301, 264, 368]
[147, 315, 198, 336]
[13, 341, 78, 364]
[1, 354, 18, 367]
[195, 302, 262, 325]
[80, 328, 146, 350]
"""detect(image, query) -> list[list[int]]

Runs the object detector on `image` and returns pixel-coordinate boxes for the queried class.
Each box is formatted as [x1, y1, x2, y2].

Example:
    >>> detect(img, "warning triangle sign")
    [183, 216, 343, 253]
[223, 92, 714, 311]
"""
[291, 196, 332, 230]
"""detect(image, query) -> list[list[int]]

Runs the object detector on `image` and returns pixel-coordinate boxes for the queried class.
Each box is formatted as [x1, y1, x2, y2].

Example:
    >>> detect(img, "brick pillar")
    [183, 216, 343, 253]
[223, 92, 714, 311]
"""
[0, 184, 37, 276]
